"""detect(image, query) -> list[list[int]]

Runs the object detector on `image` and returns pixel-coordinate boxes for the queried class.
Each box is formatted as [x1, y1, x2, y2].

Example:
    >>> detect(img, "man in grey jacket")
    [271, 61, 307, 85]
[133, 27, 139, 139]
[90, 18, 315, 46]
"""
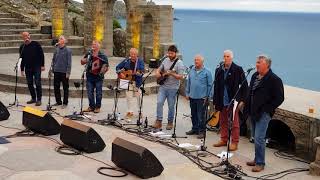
[51, 35, 72, 107]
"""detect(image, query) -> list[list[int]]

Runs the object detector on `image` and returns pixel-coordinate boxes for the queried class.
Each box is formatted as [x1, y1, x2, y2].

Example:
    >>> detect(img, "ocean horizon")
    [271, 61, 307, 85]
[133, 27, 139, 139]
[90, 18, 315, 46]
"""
[121, 9, 320, 91]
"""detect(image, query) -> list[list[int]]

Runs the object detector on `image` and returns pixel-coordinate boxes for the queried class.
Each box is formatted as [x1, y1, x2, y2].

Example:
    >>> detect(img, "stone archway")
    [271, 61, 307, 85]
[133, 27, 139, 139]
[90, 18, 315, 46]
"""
[51, 0, 174, 59]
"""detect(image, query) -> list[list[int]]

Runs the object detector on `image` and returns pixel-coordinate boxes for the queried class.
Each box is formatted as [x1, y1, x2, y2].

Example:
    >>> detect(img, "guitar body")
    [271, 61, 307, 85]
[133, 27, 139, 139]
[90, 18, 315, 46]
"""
[118, 70, 133, 81]
[156, 72, 168, 85]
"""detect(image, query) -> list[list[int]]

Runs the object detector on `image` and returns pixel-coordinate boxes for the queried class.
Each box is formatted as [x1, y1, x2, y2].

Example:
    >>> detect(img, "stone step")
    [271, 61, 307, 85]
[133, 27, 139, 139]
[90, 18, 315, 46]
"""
[0, 34, 52, 41]
[0, 18, 20, 23]
[0, 23, 31, 30]
[0, 79, 159, 98]
[0, 29, 41, 35]
[0, 45, 84, 55]
[0, 38, 84, 47]
[0, 72, 157, 86]
[0, 13, 12, 18]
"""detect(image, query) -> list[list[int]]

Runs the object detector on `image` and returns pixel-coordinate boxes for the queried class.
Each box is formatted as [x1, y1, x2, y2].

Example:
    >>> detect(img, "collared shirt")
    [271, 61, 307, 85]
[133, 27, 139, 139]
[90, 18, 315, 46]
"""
[223, 67, 230, 106]
[185, 66, 213, 99]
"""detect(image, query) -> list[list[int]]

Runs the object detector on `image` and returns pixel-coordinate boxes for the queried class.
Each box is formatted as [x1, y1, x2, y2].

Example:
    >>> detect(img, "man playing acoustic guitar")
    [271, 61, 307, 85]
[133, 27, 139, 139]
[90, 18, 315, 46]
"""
[153, 45, 185, 130]
[116, 48, 145, 120]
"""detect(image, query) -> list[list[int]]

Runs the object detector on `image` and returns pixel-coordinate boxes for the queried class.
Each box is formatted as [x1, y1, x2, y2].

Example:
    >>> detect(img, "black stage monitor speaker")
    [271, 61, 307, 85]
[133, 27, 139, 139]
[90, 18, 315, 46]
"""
[112, 137, 164, 179]
[22, 106, 60, 135]
[0, 101, 10, 121]
[60, 119, 106, 153]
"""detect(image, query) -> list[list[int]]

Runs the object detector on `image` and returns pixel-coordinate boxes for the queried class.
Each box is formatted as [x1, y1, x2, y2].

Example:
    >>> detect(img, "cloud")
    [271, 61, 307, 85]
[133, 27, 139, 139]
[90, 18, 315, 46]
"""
[72, 0, 320, 12]
[154, 0, 320, 12]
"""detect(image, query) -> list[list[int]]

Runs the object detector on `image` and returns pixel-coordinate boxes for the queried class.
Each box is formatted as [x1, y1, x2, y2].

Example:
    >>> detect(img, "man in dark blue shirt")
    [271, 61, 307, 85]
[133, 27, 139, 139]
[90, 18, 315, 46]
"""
[81, 41, 109, 113]
[20, 32, 45, 106]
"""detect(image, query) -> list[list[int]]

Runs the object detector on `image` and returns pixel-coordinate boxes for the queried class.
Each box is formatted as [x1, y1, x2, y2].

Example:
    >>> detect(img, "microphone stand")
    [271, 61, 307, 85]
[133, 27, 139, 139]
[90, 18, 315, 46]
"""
[8, 59, 24, 108]
[8, 45, 26, 108]
[98, 79, 122, 127]
[44, 67, 56, 111]
[65, 52, 92, 120]
[219, 68, 253, 178]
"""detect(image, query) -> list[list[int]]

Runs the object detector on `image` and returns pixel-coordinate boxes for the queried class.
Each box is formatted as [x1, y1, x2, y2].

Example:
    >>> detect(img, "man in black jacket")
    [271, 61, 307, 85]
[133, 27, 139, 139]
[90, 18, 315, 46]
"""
[212, 50, 248, 151]
[20, 32, 45, 106]
[244, 54, 284, 172]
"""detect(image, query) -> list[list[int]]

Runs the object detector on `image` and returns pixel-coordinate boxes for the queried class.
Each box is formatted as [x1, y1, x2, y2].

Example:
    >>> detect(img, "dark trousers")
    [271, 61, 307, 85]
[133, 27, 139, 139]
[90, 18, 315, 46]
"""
[25, 69, 42, 101]
[189, 98, 206, 133]
[54, 72, 69, 105]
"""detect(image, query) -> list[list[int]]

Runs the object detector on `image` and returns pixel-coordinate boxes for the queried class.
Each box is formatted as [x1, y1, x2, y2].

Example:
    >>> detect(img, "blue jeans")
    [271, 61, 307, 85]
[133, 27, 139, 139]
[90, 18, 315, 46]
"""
[86, 75, 103, 109]
[190, 98, 206, 132]
[251, 112, 271, 166]
[156, 87, 178, 122]
[25, 69, 42, 101]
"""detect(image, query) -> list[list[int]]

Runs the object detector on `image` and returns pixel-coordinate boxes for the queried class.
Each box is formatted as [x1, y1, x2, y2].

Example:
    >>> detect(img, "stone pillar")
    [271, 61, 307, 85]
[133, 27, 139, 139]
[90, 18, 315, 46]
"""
[83, 0, 96, 51]
[310, 137, 320, 176]
[51, 0, 68, 39]
[102, 1, 114, 56]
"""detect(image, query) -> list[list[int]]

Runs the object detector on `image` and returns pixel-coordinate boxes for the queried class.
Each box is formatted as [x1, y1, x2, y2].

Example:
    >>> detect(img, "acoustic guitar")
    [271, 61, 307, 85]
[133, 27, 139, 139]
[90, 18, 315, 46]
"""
[157, 70, 174, 85]
[118, 69, 143, 81]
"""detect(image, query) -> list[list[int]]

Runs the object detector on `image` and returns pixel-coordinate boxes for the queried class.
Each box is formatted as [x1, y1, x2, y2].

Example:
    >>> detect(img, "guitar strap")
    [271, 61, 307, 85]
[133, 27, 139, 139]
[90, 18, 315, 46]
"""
[167, 57, 179, 71]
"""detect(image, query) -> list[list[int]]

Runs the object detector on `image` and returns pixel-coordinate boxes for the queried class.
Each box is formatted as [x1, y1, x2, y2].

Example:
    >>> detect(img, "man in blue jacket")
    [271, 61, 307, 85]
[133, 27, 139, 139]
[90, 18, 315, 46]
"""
[185, 55, 213, 139]
[116, 48, 144, 120]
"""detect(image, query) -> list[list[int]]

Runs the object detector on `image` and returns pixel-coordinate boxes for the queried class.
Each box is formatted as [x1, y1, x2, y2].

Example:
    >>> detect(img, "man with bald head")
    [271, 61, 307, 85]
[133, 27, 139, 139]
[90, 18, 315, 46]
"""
[20, 32, 45, 106]
[185, 55, 212, 139]
[116, 48, 144, 120]
[81, 41, 109, 113]
[212, 50, 248, 151]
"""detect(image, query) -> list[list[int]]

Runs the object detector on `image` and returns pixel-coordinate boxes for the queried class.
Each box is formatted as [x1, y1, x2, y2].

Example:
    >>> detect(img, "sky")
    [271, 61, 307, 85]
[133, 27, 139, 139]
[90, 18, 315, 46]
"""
[74, 0, 320, 13]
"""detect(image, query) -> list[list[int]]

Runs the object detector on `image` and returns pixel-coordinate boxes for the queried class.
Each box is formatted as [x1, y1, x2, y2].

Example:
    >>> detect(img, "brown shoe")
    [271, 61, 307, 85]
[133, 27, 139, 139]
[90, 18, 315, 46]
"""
[152, 120, 162, 129]
[229, 143, 238, 151]
[252, 165, 264, 172]
[166, 122, 173, 130]
[83, 107, 94, 113]
[246, 161, 256, 166]
[94, 108, 100, 113]
[213, 140, 227, 147]
[125, 112, 134, 119]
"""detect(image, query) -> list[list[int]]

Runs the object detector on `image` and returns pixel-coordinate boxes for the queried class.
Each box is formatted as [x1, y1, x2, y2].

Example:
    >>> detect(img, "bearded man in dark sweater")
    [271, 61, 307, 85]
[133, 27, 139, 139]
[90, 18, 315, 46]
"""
[20, 32, 45, 106]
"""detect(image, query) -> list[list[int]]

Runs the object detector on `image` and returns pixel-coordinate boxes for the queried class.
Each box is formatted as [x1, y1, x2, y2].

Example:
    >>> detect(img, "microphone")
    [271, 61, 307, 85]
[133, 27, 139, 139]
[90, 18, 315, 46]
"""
[55, 43, 59, 47]
[217, 61, 224, 68]
[107, 84, 114, 90]
[246, 66, 256, 73]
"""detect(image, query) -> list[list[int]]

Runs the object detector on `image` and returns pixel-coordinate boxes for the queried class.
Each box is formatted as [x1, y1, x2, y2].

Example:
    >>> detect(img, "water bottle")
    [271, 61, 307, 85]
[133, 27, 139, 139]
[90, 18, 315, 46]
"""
[117, 112, 121, 121]
[144, 117, 148, 128]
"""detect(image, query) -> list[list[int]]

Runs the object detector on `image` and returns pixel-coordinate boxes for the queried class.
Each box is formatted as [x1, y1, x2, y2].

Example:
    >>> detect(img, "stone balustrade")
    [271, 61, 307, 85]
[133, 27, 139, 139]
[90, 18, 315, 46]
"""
[310, 137, 320, 176]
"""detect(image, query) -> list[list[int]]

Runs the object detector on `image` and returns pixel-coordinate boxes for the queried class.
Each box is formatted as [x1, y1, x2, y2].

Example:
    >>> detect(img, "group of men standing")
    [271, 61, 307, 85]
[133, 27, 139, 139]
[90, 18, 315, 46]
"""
[19, 32, 284, 172]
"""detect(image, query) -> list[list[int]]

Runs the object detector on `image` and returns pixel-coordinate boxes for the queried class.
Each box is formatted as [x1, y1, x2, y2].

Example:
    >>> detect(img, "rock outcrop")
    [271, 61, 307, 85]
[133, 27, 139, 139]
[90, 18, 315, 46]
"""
[113, 28, 126, 57]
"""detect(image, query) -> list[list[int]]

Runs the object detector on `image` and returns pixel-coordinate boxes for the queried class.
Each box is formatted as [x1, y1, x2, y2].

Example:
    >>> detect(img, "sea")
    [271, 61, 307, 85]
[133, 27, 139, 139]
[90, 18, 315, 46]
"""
[120, 9, 320, 91]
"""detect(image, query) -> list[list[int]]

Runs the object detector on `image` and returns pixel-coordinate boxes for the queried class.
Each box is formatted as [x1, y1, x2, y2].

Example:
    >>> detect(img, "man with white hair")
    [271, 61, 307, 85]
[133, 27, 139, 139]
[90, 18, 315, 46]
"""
[212, 50, 248, 151]
[244, 54, 284, 172]
[116, 48, 145, 120]
[81, 41, 109, 113]
[185, 55, 212, 139]
[51, 35, 72, 107]
[20, 32, 45, 106]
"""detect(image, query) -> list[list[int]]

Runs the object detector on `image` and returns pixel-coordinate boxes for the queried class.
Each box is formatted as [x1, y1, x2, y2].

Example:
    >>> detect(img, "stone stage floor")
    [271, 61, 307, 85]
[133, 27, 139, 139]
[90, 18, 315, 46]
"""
[0, 92, 316, 180]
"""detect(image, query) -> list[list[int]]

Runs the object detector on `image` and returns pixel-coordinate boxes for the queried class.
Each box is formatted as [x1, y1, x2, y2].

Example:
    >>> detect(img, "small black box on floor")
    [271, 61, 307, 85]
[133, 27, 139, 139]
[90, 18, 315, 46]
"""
[149, 58, 160, 68]
[0, 101, 10, 121]
[112, 137, 164, 179]
[40, 26, 52, 35]
[60, 119, 106, 153]
[22, 106, 60, 136]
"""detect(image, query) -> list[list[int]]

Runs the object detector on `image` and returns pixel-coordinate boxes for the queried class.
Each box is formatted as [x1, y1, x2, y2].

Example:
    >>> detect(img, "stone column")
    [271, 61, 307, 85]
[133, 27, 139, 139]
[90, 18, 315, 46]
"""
[83, 0, 96, 51]
[310, 137, 320, 176]
[103, 1, 114, 56]
[51, 0, 68, 39]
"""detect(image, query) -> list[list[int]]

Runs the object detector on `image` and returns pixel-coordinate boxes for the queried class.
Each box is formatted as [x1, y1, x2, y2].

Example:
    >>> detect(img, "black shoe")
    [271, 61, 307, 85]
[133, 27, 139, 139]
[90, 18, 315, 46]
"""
[52, 103, 62, 106]
[27, 99, 36, 104]
[197, 133, 205, 139]
[35, 101, 42, 106]
[186, 130, 198, 135]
